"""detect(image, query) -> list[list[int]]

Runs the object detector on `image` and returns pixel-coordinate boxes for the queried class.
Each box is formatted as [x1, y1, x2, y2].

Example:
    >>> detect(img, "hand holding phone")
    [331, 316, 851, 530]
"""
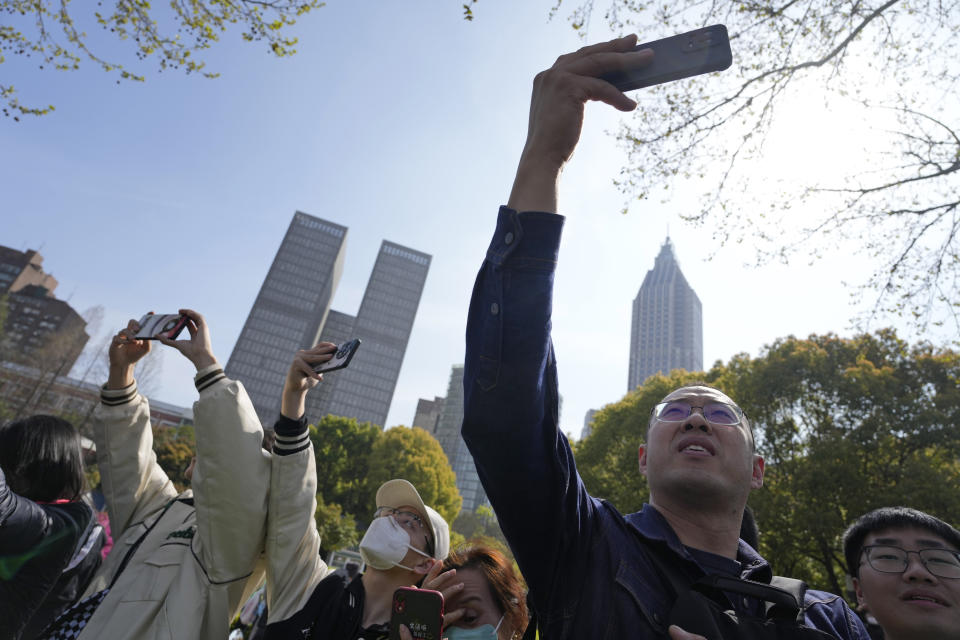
[601, 24, 732, 92]
[389, 588, 443, 640]
[312, 338, 362, 374]
[134, 313, 188, 341]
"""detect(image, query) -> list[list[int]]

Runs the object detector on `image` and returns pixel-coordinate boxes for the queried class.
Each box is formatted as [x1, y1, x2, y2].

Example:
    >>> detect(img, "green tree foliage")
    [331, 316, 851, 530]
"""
[306, 415, 461, 553]
[364, 426, 462, 526]
[309, 415, 381, 519]
[452, 503, 510, 551]
[152, 424, 196, 492]
[574, 330, 960, 595]
[553, 0, 960, 333]
[315, 495, 358, 558]
[1, 0, 326, 120]
[737, 330, 960, 594]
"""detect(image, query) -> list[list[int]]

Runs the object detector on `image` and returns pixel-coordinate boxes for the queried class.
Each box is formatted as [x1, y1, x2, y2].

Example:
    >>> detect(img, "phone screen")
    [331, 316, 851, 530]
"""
[134, 313, 188, 340]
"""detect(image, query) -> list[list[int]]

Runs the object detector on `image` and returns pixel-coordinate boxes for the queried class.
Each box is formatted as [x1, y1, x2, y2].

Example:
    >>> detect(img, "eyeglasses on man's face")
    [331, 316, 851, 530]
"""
[375, 507, 433, 553]
[652, 400, 745, 426]
[861, 545, 960, 579]
[375, 507, 427, 531]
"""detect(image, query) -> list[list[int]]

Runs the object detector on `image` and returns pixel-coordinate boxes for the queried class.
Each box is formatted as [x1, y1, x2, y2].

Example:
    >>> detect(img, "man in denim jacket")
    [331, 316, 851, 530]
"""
[461, 36, 870, 640]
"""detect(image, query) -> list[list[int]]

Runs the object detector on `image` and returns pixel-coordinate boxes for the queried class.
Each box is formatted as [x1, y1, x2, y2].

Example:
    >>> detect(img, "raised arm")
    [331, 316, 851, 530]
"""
[265, 343, 337, 624]
[508, 35, 651, 214]
[461, 36, 654, 608]
[96, 319, 176, 534]
[156, 308, 270, 583]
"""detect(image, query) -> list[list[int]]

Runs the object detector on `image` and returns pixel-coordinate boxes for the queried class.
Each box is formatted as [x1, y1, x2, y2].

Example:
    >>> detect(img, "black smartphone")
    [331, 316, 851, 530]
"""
[389, 587, 444, 640]
[602, 24, 732, 91]
[134, 313, 188, 340]
[312, 338, 362, 374]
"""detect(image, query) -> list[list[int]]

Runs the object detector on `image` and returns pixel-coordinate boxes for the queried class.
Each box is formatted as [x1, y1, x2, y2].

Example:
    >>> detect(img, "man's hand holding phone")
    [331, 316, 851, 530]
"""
[509, 35, 653, 214]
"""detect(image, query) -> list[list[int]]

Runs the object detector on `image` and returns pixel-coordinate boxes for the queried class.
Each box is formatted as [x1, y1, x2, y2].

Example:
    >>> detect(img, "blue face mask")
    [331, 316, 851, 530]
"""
[444, 615, 504, 640]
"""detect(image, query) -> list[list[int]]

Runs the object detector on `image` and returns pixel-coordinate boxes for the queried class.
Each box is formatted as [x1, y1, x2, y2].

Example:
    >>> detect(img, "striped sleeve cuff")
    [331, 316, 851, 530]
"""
[194, 365, 226, 393]
[272, 414, 309, 456]
[101, 382, 138, 406]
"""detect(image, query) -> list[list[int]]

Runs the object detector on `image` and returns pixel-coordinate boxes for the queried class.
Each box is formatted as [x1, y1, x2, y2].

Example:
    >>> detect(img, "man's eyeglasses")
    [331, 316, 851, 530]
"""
[860, 545, 960, 579]
[375, 507, 433, 554]
[652, 401, 744, 426]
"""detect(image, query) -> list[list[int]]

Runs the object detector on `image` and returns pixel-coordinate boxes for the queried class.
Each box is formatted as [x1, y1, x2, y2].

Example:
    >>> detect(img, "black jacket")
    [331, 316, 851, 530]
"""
[0, 467, 103, 640]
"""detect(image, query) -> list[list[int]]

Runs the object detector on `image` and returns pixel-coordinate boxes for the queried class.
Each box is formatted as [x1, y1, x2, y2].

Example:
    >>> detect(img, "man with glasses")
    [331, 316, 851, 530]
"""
[842, 507, 960, 640]
[260, 343, 452, 640]
[462, 36, 869, 639]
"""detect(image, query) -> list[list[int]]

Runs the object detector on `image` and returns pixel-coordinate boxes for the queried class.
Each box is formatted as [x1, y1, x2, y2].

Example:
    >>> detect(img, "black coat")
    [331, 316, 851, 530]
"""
[0, 468, 103, 640]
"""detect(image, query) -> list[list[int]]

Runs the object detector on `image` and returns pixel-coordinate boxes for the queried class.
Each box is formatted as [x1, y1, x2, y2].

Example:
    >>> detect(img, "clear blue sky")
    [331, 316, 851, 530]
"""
[1, 1, 934, 437]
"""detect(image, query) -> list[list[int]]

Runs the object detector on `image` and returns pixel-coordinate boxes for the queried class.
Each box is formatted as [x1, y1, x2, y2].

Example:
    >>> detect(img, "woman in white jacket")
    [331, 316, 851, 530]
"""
[40, 310, 269, 640]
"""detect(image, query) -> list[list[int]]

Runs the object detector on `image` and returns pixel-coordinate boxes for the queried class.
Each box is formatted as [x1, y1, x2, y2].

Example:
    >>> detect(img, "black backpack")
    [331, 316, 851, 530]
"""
[644, 541, 839, 640]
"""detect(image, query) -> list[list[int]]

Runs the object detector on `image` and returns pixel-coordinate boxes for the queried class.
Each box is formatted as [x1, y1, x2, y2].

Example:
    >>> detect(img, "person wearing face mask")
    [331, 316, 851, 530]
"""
[262, 343, 453, 640]
[440, 544, 528, 640]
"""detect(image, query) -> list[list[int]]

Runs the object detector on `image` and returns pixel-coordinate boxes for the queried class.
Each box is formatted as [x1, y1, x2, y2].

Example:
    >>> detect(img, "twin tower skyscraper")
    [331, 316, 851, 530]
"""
[224, 211, 430, 428]
[226, 211, 702, 438]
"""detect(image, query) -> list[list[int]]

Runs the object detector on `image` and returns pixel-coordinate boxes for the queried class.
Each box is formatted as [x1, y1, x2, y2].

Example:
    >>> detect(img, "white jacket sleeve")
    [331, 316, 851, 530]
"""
[189, 365, 270, 584]
[95, 382, 178, 536]
[265, 420, 328, 623]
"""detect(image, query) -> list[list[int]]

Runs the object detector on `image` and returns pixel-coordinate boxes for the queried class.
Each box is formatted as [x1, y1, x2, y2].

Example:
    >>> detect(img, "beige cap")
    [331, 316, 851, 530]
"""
[376, 479, 450, 561]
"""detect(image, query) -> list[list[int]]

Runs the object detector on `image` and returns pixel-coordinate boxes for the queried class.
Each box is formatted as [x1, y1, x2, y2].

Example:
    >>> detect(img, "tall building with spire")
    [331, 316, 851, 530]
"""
[628, 237, 703, 391]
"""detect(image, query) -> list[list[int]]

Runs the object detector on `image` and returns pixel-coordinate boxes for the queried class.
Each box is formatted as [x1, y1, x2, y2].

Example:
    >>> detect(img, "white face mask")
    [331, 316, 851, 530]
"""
[359, 514, 431, 571]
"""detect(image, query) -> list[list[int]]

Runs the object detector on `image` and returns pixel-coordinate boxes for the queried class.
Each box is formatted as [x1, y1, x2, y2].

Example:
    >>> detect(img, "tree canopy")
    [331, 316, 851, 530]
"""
[1, 0, 326, 119]
[364, 425, 463, 526]
[574, 329, 960, 595]
[553, 0, 960, 334]
[307, 415, 462, 554]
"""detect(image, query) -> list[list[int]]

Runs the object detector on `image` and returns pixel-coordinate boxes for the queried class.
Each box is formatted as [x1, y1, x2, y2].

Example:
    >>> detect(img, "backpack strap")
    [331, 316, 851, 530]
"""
[108, 497, 189, 589]
[692, 574, 803, 621]
[636, 534, 807, 623]
[768, 576, 808, 623]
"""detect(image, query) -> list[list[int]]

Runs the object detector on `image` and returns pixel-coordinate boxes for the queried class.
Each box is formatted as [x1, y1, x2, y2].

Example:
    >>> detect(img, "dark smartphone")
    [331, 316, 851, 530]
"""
[389, 587, 444, 640]
[312, 338, 362, 374]
[602, 24, 732, 91]
[134, 313, 188, 340]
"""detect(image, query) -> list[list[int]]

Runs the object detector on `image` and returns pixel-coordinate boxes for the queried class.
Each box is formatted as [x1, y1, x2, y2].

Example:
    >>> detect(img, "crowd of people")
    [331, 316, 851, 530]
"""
[2, 35, 959, 640]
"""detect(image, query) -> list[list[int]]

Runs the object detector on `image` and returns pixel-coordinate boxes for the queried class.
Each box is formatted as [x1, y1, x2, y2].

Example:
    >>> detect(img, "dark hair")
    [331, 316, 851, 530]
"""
[0, 415, 86, 502]
[842, 506, 960, 578]
[649, 382, 756, 452]
[344, 561, 360, 579]
[443, 543, 529, 636]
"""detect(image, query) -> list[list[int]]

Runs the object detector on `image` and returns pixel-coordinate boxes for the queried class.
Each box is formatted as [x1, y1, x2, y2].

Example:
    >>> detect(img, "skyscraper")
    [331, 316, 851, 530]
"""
[305, 241, 431, 427]
[225, 212, 430, 428]
[225, 213, 347, 425]
[628, 237, 703, 391]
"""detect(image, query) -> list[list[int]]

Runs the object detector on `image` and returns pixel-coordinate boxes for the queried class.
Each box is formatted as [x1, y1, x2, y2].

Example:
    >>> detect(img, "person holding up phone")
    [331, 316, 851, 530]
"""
[261, 343, 454, 640]
[460, 36, 869, 639]
[39, 309, 269, 640]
